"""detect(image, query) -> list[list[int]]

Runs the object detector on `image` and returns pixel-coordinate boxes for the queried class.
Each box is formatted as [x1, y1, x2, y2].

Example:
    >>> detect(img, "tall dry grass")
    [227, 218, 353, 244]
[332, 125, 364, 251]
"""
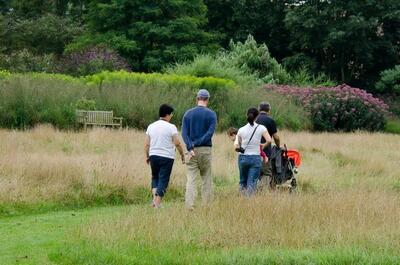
[0, 126, 399, 207]
[82, 191, 400, 251]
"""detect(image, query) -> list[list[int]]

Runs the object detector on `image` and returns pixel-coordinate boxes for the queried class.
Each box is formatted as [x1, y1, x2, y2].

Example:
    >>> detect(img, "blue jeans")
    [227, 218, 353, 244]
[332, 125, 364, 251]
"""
[238, 155, 261, 196]
[149, 155, 174, 197]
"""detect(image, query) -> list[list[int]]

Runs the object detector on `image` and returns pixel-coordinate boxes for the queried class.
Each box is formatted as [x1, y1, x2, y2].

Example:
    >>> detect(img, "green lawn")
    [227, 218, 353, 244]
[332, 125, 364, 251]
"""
[0, 205, 129, 265]
[2, 203, 399, 265]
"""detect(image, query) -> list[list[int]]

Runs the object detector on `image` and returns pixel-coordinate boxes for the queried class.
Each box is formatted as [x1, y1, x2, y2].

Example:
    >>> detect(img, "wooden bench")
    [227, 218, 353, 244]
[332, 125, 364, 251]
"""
[76, 110, 123, 129]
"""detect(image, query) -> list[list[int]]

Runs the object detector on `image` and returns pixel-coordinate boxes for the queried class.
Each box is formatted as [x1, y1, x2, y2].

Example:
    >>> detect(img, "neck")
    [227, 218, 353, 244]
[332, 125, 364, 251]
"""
[160, 117, 169, 122]
[197, 101, 207, 107]
[260, 111, 269, 115]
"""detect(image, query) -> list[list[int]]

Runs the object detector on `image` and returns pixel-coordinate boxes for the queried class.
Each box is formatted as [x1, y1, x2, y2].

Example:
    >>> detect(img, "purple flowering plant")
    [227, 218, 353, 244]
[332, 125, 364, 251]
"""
[60, 46, 131, 76]
[266, 84, 389, 132]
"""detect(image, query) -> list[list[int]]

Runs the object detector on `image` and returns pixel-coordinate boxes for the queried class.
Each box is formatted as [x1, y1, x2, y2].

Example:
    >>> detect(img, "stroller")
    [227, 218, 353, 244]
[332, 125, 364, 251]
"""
[269, 145, 301, 191]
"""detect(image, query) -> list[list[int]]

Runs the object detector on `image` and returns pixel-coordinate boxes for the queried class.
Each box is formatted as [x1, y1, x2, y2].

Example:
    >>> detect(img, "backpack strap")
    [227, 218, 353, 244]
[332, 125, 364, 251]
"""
[244, 125, 259, 152]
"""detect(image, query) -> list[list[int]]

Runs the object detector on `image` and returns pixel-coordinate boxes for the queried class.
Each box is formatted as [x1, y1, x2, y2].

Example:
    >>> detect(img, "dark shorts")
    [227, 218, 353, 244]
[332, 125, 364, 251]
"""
[149, 155, 174, 197]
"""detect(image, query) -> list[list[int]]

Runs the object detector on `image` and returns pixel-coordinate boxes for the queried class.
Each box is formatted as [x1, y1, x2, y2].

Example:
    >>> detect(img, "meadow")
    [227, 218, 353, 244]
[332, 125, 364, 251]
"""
[0, 126, 399, 264]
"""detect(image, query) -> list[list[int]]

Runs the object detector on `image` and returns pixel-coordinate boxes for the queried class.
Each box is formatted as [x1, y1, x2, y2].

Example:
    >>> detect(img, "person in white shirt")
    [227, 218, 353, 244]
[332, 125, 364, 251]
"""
[234, 107, 272, 196]
[144, 104, 185, 208]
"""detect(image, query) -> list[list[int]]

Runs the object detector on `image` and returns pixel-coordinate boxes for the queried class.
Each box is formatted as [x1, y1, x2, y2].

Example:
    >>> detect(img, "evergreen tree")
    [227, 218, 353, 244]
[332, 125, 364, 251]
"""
[74, 0, 218, 71]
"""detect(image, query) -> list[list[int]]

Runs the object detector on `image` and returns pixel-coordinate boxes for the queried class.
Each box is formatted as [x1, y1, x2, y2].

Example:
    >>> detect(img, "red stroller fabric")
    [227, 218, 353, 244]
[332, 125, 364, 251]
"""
[285, 150, 301, 167]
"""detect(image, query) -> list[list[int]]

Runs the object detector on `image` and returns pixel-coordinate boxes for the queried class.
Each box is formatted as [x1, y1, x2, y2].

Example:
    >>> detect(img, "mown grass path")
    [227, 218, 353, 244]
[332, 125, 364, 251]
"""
[0, 206, 129, 265]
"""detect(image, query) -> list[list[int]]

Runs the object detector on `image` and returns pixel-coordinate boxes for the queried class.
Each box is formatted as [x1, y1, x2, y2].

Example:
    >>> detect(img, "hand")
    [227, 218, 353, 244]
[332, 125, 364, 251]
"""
[181, 155, 186, 164]
[146, 157, 150, 165]
[187, 150, 195, 161]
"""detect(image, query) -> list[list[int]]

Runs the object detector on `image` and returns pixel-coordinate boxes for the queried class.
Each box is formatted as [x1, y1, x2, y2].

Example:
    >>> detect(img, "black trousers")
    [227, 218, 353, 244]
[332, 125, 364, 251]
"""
[149, 155, 174, 197]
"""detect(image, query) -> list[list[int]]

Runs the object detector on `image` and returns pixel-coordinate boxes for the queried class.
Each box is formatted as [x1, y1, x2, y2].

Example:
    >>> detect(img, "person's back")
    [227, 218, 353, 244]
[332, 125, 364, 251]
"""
[256, 113, 277, 157]
[182, 106, 216, 150]
[147, 120, 178, 159]
[145, 104, 185, 208]
[182, 89, 217, 210]
[255, 102, 280, 190]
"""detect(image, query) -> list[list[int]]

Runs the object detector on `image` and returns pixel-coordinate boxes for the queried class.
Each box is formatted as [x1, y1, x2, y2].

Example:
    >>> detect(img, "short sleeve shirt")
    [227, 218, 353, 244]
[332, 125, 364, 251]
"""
[236, 123, 267, 155]
[146, 120, 178, 159]
[255, 113, 278, 157]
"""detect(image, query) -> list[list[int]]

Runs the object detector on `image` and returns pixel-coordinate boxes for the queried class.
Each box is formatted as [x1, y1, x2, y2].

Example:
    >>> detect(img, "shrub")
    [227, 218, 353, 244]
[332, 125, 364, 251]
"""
[166, 35, 335, 88]
[287, 67, 336, 87]
[267, 84, 389, 132]
[0, 69, 10, 79]
[219, 35, 291, 84]
[0, 72, 309, 131]
[59, 46, 131, 77]
[164, 54, 258, 87]
[0, 49, 57, 73]
[375, 65, 400, 95]
[384, 118, 400, 134]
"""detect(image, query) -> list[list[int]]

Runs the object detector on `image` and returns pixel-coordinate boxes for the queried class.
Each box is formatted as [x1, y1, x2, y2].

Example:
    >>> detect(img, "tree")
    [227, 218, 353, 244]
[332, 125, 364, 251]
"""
[204, 0, 291, 60]
[0, 13, 83, 55]
[71, 0, 218, 72]
[284, 0, 400, 89]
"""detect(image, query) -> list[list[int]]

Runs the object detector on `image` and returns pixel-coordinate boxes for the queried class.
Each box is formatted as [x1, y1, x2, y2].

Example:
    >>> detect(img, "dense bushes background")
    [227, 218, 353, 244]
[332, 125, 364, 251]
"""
[0, 72, 309, 131]
[2, 0, 399, 89]
[267, 84, 389, 132]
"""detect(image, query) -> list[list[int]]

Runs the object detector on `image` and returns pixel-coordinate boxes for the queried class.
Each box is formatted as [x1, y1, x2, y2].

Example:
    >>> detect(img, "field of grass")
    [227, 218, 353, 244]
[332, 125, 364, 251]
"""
[0, 127, 400, 264]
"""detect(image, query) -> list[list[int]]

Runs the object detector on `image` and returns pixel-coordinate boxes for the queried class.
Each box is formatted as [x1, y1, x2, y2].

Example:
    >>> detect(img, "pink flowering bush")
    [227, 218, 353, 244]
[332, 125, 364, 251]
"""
[266, 84, 389, 132]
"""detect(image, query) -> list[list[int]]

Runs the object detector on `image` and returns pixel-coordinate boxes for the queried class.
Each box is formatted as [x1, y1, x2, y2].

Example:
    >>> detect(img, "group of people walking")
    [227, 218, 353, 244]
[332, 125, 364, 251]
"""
[144, 89, 280, 209]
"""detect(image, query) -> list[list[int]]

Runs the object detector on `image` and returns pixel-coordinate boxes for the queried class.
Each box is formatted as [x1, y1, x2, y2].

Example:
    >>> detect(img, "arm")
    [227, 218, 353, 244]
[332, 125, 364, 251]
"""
[272, 133, 280, 148]
[234, 135, 241, 150]
[181, 114, 193, 151]
[144, 134, 150, 164]
[261, 130, 272, 150]
[173, 134, 185, 164]
[192, 112, 217, 146]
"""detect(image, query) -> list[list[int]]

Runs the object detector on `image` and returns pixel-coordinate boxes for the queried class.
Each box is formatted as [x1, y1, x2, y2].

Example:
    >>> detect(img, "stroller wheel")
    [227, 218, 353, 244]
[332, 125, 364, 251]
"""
[289, 178, 297, 193]
[290, 178, 297, 188]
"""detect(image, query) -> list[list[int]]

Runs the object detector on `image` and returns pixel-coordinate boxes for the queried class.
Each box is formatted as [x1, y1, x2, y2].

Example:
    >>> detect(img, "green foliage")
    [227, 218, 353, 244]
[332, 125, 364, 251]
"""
[0, 13, 82, 55]
[0, 72, 309, 131]
[0, 69, 10, 79]
[0, 49, 58, 73]
[165, 54, 259, 87]
[204, 0, 289, 60]
[269, 84, 388, 132]
[70, 0, 219, 71]
[310, 95, 385, 132]
[284, 0, 400, 89]
[219, 35, 291, 84]
[384, 118, 400, 134]
[376, 65, 400, 95]
[75, 98, 96, 111]
[225, 87, 310, 131]
[288, 67, 336, 87]
[60, 46, 131, 76]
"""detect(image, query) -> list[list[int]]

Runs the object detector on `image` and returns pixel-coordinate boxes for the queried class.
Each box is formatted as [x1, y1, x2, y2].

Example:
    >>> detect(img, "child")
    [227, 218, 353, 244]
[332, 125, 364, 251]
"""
[227, 127, 268, 163]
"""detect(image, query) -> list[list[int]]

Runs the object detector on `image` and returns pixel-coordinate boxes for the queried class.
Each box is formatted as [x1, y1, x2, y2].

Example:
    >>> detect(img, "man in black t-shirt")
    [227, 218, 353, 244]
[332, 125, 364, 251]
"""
[255, 102, 281, 190]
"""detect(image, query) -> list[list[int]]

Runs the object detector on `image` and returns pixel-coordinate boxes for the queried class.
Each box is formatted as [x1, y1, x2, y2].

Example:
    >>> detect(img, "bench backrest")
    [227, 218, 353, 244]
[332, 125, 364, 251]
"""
[76, 110, 114, 124]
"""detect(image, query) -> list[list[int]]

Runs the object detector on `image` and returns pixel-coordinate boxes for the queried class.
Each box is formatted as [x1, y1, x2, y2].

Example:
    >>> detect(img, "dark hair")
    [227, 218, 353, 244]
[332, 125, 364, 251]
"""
[227, 127, 238, 136]
[259, 102, 271, 112]
[159, 104, 174, 118]
[247, 107, 259, 126]
[197, 96, 209, 101]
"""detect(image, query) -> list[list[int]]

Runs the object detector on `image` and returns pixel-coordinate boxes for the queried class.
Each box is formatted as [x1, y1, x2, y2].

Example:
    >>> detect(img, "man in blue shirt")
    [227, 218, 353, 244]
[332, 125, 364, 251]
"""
[182, 89, 217, 210]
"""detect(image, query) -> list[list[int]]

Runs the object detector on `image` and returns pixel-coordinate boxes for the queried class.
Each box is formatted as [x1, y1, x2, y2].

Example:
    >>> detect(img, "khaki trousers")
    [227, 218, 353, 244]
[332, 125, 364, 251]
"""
[185, 147, 212, 208]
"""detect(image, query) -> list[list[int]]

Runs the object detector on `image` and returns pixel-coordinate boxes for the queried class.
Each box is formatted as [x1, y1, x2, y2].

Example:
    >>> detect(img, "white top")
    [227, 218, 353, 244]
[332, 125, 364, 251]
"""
[235, 122, 267, 155]
[146, 120, 179, 159]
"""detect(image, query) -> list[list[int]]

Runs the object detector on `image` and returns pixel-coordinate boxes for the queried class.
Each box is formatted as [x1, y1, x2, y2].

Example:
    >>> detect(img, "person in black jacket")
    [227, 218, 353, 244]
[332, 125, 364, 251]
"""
[255, 102, 281, 190]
